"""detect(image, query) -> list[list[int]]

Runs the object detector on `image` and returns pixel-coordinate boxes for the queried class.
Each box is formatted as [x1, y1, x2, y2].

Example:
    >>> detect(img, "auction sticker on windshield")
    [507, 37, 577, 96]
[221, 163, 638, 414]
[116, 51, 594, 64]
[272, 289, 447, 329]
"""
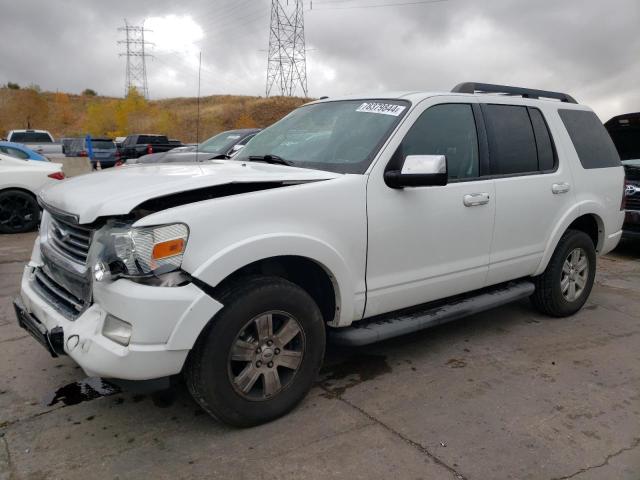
[356, 102, 406, 116]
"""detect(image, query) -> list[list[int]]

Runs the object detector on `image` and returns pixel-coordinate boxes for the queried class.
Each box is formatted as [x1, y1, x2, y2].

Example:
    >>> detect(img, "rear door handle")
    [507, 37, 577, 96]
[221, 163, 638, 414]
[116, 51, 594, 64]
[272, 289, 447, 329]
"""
[552, 182, 570, 194]
[463, 192, 490, 207]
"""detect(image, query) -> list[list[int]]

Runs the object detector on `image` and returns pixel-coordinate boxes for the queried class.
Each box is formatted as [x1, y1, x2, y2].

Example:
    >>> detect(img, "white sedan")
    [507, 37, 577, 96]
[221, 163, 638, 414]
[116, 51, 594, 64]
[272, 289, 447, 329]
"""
[0, 153, 65, 233]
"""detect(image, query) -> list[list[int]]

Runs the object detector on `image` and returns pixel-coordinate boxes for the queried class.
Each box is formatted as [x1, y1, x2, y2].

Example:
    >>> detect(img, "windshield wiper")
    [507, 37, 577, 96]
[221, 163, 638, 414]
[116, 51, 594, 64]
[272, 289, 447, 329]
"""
[248, 154, 294, 166]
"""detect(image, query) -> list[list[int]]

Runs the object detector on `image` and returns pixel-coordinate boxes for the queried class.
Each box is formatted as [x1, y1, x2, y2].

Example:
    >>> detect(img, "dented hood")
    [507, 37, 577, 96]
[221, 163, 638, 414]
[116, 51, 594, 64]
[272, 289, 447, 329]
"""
[39, 160, 341, 223]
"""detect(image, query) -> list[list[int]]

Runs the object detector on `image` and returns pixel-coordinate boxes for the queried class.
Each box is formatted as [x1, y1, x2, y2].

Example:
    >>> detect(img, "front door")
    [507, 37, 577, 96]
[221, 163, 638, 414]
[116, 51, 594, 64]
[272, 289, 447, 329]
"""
[365, 98, 495, 318]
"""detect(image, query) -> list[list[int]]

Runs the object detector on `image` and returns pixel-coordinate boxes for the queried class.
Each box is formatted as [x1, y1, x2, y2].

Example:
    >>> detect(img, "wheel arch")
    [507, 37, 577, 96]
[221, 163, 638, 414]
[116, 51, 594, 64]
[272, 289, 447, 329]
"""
[535, 207, 604, 276]
[187, 234, 359, 327]
[0, 186, 38, 199]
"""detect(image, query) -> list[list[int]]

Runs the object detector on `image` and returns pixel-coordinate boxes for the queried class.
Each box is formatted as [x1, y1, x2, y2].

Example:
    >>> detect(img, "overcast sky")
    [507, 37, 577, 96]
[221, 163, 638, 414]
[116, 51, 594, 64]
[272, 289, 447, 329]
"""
[1, 0, 638, 120]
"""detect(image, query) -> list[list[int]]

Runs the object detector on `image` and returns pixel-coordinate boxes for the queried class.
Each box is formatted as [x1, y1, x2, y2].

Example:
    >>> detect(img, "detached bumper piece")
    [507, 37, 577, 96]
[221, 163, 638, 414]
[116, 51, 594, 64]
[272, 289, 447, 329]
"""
[329, 280, 535, 346]
[13, 297, 65, 357]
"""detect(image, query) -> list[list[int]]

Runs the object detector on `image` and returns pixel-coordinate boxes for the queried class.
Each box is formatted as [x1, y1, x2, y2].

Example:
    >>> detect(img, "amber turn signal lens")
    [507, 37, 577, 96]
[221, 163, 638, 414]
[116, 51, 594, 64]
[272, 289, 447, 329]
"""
[152, 238, 185, 260]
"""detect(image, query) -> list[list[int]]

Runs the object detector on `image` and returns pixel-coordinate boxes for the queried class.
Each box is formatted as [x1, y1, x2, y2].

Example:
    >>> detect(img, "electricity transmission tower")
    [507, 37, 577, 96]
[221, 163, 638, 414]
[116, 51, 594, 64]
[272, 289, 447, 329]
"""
[118, 21, 152, 98]
[265, 0, 308, 97]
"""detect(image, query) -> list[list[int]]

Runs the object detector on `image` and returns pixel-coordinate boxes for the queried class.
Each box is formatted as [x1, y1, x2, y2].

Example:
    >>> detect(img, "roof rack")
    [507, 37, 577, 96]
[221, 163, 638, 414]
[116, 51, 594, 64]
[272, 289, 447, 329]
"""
[451, 82, 578, 104]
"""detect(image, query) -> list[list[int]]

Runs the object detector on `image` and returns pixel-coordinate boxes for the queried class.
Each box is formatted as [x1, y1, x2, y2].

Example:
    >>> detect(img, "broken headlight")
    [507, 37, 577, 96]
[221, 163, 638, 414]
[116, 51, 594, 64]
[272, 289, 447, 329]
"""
[90, 221, 189, 280]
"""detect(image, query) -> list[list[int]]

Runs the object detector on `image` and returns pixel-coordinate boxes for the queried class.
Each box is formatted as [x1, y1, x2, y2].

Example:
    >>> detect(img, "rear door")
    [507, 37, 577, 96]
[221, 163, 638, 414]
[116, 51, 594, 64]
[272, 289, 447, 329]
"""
[483, 103, 576, 284]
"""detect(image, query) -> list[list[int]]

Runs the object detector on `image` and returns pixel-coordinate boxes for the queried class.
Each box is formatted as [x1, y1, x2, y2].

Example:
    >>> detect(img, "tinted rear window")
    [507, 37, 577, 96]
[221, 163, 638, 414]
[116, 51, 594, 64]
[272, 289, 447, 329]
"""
[139, 135, 168, 144]
[92, 140, 115, 149]
[559, 109, 620, 168]
[483, 104, 538, 175]
[10, 132, 52, 143]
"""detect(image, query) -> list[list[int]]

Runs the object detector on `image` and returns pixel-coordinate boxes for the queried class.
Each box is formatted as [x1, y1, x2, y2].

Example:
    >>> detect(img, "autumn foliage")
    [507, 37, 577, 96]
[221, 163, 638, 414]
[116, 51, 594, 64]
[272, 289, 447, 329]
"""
[0, 86, 309, 142]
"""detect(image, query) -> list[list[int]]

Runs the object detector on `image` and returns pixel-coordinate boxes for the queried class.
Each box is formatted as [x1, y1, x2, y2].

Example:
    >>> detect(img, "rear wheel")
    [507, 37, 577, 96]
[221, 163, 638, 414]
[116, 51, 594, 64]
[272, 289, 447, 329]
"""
[531, 229, 596, 317]
[0, 190, 40, 234]
[185, 276, 326, 427]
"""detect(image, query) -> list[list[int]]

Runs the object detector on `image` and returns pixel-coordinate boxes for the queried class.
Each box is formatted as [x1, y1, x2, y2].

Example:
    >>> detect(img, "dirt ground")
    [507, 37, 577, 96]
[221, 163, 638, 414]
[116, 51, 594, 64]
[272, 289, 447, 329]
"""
[1, 232, 638, 480]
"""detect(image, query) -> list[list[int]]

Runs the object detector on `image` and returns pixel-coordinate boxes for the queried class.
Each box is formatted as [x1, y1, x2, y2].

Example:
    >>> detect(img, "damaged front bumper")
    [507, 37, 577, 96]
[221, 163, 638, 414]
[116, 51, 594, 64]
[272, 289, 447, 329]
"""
[17, 245, 222, 380]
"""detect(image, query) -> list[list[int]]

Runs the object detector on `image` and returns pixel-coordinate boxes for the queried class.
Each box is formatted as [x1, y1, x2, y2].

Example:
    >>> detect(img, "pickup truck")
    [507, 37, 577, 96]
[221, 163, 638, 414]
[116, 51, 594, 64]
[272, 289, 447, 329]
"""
[6, 130, 63, 158]
[119, 134, 182, 160]
[15, 83, 624, 427]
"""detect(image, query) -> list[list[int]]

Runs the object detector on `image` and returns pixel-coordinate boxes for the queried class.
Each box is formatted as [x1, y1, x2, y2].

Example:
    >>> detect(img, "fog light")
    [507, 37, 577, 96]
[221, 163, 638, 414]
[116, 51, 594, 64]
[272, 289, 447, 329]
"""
[93, 262, 109, 282]
[102, 315, 131, 346]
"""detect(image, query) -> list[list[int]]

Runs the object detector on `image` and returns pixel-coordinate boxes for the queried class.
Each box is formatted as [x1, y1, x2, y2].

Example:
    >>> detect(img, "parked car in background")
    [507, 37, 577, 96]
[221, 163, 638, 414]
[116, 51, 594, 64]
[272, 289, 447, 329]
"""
[128, 129, 260, 164]
[14, 83, 624, 426]
[0, 141, 48, 161]
[61, 138, 76, 155]
[119, 134, 183, 160]
[0, 153, 64, 233]
[67, 137, 120, 168]
[605, 112, 640, 239]
[114, 137, 126, 149]
[6, 130, 63, 157]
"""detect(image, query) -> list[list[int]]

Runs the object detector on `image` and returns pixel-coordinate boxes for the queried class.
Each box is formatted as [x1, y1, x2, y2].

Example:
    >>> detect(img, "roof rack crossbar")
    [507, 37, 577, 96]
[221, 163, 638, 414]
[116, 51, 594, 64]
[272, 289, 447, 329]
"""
[451, 82, 578, 104]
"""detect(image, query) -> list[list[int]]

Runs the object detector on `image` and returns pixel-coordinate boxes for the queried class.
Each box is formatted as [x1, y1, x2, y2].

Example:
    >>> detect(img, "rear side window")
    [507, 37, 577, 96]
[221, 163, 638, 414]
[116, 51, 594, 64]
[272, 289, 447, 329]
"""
[559, 109, 620, 168]
[483, 105, 538, 175]
[1, 146, 29, 159]
[528, 108, 555, 171]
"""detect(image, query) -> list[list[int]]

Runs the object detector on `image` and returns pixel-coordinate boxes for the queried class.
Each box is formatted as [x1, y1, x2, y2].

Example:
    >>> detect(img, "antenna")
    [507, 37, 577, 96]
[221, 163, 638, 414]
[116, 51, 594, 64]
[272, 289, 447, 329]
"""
[265, 0, 308, 97]
[118, 20, 153, 98]
[196, 51, 202, 162]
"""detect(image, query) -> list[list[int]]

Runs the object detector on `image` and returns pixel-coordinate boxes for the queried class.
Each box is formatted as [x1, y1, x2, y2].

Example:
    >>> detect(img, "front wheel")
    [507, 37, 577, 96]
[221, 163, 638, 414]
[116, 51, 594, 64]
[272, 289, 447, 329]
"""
[531, 229, 596, 317]
[184, 276, 326, 427]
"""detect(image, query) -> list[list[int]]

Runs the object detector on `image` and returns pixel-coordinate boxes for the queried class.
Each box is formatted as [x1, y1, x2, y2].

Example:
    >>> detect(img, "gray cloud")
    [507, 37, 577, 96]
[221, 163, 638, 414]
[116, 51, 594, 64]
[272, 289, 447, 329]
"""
[1, 0, 638, 120]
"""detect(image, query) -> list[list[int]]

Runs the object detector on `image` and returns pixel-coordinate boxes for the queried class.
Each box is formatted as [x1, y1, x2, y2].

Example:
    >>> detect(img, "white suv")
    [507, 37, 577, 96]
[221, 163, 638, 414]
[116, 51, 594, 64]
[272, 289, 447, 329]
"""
[14, 83, 624, 426]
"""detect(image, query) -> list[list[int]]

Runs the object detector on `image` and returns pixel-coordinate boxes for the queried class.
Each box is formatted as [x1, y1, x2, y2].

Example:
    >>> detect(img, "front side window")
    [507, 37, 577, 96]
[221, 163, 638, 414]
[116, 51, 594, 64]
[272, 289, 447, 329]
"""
[235, 100, 409, 174]
[484, 104, 538, 175]
[398, 103, 479, 180]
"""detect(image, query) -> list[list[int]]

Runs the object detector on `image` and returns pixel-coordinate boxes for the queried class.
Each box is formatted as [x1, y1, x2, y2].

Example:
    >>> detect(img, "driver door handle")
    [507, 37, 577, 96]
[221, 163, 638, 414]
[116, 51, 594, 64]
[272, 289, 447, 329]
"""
[463, 192, 490, 207]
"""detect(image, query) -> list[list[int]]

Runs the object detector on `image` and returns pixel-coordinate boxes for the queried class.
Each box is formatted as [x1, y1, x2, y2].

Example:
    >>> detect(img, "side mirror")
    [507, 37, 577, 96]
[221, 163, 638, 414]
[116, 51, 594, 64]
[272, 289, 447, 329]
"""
[229, 144, 245, 157]
[384, 155, 448, 188]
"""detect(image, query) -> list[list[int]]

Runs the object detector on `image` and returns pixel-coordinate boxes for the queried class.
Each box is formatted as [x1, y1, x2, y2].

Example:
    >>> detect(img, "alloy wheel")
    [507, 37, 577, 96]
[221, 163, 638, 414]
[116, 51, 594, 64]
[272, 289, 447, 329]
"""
[561, 247, 589, 302]
[228, 311, 305, 401]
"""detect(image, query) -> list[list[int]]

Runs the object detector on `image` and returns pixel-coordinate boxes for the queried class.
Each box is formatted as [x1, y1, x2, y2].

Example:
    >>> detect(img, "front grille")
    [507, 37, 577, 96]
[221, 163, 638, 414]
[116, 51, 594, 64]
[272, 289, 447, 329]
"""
[627, 196, 640, 211]
[48, 216, 92, 264]
[31, 267, 87, 319]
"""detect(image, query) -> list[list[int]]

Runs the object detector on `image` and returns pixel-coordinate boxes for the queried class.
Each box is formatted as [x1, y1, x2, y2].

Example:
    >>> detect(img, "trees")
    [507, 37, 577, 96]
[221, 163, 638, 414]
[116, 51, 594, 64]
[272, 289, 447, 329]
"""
[82, 88, 97, 96]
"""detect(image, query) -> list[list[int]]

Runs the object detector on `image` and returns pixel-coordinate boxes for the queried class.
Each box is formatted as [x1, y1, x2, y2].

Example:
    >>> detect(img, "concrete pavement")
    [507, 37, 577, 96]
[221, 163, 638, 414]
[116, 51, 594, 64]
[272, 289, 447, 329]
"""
[1, 232, 638, 479]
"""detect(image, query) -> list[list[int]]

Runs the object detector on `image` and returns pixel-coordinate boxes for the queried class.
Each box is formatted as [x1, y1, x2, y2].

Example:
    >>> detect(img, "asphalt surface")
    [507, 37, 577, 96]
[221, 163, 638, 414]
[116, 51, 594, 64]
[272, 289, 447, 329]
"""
[1, 232, 638, 479]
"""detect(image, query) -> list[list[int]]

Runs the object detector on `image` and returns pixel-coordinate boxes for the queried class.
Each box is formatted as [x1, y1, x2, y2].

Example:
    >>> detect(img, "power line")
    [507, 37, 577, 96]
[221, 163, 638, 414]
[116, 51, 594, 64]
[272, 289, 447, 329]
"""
[118, 20, 153, 98]
[312, 0, 448, 10]
[266, 0, 308, 97]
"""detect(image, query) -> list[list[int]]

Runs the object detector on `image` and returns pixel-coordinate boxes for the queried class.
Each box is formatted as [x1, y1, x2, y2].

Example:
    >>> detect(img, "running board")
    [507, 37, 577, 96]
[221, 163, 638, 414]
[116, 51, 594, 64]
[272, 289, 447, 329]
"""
[329, 280, 535, 346]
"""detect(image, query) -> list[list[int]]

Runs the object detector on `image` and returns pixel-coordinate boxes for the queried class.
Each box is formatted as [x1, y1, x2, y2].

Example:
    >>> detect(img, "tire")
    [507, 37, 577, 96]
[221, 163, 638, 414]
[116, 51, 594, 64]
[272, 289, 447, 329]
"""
[185, 275, 326, 427]
[531, 229, 596, 317]
[0, 189, 40, 234]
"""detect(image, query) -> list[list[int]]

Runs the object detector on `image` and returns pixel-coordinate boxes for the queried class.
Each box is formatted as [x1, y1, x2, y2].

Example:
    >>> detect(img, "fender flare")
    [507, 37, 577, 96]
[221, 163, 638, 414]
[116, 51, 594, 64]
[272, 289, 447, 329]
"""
[534, 201, 604, 276]
[187, 233, 357, 326]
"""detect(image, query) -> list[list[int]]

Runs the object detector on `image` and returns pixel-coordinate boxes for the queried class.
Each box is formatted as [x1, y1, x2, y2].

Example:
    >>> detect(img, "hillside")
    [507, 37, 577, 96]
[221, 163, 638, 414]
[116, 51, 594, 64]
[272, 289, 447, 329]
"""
[0, 87, 309, 143]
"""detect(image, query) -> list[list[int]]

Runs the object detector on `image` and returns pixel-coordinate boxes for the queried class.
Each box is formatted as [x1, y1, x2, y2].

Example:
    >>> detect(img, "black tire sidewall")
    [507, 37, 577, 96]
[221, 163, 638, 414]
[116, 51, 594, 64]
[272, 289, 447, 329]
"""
[190, 277, 326, 427]
[0, 190, 39, 234]
[547, 231, 596, 315]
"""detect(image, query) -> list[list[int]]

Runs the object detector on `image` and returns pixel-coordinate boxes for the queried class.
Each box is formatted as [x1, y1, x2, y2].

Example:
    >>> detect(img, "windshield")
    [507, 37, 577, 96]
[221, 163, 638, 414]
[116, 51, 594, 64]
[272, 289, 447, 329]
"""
[199, 131, 245, 154]
[235, 99, 410, 174]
